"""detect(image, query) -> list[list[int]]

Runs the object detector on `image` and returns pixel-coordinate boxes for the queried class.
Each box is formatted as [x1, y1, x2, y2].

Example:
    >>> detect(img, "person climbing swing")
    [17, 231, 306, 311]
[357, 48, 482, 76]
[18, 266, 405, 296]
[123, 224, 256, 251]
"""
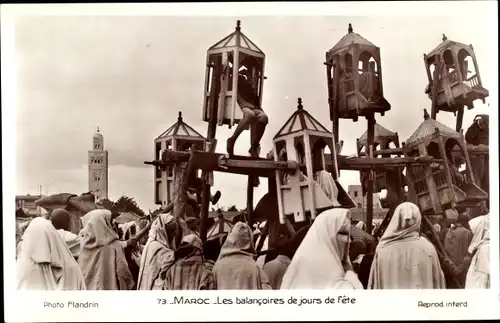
[226, 67, 268, 158]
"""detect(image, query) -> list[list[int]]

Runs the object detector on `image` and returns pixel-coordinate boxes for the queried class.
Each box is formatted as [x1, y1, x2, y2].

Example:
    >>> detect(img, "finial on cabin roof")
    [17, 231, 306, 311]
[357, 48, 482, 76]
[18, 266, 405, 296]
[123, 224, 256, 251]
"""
[442, 33, 447, 41]
[297, 98, 303, 110]
[348, 23, 353, 33]
[423, 109, 430, 120]
[236, 20, 241, 31]
[97, 126, 100, 132]
[178, 111, 183, 121]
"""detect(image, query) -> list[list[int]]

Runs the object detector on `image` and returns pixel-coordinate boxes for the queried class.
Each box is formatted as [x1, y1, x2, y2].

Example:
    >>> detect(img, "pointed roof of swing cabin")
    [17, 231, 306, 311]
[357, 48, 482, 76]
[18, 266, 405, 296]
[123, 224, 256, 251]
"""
[327, 23, 377, 56]
[405, 109, 461, 146]
[358, 124, 398, 146]
[274, 98, 332, 140]
[426, 33, 472, 58]
[208, 20, 265, 55]
[155, 111, 205, 141]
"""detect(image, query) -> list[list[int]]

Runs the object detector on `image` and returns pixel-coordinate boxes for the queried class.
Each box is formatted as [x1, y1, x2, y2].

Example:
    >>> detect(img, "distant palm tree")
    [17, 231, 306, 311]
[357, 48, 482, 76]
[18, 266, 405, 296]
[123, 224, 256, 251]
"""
[113, 196, 146, 217]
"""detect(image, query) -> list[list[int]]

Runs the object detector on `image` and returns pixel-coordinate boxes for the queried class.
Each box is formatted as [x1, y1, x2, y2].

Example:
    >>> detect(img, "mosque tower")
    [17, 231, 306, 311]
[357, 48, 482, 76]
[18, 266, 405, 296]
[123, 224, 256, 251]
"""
[88, 127, 109, 201]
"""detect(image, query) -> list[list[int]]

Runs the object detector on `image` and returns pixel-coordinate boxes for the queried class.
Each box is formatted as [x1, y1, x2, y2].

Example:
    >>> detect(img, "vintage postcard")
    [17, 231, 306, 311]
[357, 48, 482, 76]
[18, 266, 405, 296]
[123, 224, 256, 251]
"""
[2, 1, 498, 322]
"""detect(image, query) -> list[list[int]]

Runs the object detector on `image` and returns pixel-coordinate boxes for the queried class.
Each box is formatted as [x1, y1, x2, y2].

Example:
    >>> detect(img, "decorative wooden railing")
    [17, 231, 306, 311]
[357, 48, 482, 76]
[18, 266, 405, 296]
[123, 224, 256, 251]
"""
[432, 169, 448, 189]
[410, 165, 448, 195]
[465, 74, 479, 89]
[414, 178, 428, 195]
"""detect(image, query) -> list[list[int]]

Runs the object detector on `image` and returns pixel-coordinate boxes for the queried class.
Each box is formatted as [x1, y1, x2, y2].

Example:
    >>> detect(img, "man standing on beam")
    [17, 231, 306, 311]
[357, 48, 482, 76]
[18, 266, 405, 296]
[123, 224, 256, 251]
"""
[226, 66, 268, 158]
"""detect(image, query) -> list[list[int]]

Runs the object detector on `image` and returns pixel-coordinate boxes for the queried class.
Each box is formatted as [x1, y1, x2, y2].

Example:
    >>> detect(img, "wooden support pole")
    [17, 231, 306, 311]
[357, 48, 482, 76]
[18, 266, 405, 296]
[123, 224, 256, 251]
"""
[421, 215, 463, 288]
[456, 105, 464, 133]
[327, 59, 340, 180]
[430, 56, 439, 120]
[173, 162, 189, 248]
[173, 166, 188, 212]
[256, 220, 269, 252]
[247, 178, 254, 227]
[419, 142, 443, 214]
[200, 57, 222, 243]
[284, 218, 296, 237]
[366, 116, 375, 234]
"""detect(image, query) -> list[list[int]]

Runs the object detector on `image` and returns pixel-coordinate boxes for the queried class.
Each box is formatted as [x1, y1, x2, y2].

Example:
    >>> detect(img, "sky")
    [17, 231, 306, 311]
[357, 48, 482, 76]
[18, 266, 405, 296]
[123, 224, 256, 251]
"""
[7, 3, 498, 213]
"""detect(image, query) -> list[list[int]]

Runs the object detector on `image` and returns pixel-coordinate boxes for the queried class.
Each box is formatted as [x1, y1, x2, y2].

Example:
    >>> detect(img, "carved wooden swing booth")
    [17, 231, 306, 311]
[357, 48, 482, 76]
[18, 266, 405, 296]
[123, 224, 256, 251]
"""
[424, 34, 489, 132]
[403, 111, 488, 215]
[272, 98, 355, 226]
[325, 23, 392, 234]
[154, 112, 206, 207]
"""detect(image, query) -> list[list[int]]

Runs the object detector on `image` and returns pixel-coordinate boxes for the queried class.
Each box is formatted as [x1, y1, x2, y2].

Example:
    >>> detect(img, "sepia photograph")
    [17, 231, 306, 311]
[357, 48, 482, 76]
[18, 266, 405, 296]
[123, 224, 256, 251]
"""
[2, 1, 498, 322]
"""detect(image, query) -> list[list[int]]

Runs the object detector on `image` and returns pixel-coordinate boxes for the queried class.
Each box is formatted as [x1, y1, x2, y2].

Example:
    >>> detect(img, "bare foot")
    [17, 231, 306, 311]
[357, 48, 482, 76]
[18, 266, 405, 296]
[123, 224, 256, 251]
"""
[249, 145, 261, 158]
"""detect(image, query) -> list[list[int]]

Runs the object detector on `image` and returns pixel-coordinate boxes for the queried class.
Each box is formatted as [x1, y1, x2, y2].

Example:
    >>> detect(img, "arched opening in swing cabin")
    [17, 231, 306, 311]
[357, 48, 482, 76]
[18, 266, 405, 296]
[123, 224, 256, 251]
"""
[445, 138, 467, 182]
[344, 53, 353, 77]
[358, 51, 381, 101]
[165, 141, 173, 177]
[441, 49, 460, 87]
[224, 53, 264, 99]
[292, 141, 307, 184]
[426, 142, 441, 159]
[155, 142, 162, 179]
[425, 60, 437, 96]
[322, 143, 332, 172]
[387, 140, 398, 150]
[311, 138, 330, 172]
[295, 142, 306, 165]
[277, 147, 289, 186]
[457, 48, 479, 88]
[443, 49, 455, 71]
[340, 53, 355, 98]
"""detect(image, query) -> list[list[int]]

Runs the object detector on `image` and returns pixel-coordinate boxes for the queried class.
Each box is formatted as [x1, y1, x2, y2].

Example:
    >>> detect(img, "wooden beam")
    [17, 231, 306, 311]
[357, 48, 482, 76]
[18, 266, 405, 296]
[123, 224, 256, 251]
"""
[456, 105, 464, 133]
[336, 156, 437, 170]
[247, 178, 254, 227]
[366, 116, 375, 234]
[145, 153, 437, 175]
[430, 56, 439, 119]
[173, 161, 188, 248]
[358, 147, 403, 157]
[358, 145, 488, 157]
[220, 158, 301, 171]
[200, 57, 222, 243]
[458, 144, 489, 155]
[256, 220, 269, 252]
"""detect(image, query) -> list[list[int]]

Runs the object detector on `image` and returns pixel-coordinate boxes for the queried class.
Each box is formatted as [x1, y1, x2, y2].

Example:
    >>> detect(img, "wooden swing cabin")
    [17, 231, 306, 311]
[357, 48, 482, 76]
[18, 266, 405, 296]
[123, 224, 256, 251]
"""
[144, 22, 489, 287]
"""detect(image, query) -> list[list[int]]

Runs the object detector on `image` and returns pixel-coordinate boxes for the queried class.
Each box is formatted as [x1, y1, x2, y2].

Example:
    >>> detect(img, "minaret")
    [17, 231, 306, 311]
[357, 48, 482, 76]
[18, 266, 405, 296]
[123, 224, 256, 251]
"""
[88, 127, 109, 201]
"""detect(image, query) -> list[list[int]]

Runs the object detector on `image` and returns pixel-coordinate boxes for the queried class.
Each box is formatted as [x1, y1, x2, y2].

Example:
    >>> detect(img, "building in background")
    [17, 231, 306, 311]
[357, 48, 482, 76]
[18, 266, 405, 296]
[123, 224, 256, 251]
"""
[15, 194, 46, 217]
[348, 184, 383, 209]
[347, 184, 387, 223]
[88, 127, 109, 202]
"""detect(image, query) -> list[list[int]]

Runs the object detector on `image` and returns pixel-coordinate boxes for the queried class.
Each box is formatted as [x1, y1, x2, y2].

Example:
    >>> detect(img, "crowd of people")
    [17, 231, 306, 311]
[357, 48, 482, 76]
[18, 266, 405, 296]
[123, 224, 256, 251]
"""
[15, 201, 490, 291]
